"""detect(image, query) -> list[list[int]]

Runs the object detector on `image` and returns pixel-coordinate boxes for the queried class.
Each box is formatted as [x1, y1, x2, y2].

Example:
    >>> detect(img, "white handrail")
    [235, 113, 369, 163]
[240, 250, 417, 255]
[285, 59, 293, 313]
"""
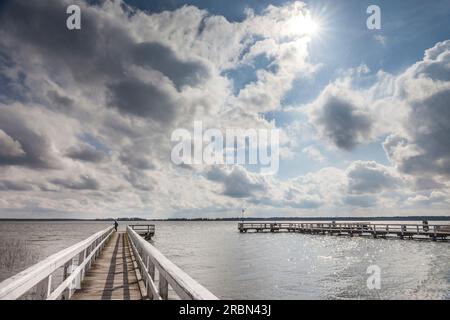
[0, 226, 114, 300]
[127, 226, 218, 300]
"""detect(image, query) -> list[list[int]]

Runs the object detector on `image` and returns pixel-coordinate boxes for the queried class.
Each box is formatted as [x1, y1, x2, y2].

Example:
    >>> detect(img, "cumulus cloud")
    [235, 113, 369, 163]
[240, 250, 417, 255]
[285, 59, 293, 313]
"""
[106, 77, 178, 122]
[407, 191, 448, 206]
[0, 129, 25, 158]
[282, 186, 323, 209]
[0, 107, 61, 169]
[0, 0, 448, 217]
[50, 175, 100, 191]
[205, 166, 267, 198]
[344, 195, 377, 208]
[381, 40, 450, 190]
[0, 0, 321, 217]
[304, 39, 450, 210]
[0, 180, 34, 191]
[307, 86, 373, 151]
[65, 144, 107, 163]
[399, 89, 450, 176]
[131, 42, 210, 90]
[346, 161, 401, 194]
[302, 146, 325, 162]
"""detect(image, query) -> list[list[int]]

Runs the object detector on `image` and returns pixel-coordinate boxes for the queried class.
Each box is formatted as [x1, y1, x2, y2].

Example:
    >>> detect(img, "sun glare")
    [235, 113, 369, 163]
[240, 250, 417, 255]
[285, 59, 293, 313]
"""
[288, 13, 321, 37]
[303, 17, 319, 35]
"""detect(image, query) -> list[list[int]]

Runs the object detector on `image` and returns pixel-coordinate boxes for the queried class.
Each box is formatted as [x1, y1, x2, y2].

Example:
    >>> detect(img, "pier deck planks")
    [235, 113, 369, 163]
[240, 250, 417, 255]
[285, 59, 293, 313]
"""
[71, 232, 142, 300]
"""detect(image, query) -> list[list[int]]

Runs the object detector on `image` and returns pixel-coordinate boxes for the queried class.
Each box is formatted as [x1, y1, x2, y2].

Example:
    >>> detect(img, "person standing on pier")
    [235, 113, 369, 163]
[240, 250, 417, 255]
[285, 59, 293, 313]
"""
[114, 219, 118, 232]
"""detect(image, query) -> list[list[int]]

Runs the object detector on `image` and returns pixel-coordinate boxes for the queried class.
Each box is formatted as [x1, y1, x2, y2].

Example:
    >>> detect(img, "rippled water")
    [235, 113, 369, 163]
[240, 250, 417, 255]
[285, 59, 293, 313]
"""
[0, 221, 449, 299]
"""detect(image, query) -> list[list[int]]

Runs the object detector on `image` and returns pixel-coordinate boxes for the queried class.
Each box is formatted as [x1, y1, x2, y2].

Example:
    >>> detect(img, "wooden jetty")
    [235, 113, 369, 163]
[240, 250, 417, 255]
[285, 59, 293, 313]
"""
[0, 225, 217, 300]
[238, 222, 450, 241]
[129, 224, 155, 240]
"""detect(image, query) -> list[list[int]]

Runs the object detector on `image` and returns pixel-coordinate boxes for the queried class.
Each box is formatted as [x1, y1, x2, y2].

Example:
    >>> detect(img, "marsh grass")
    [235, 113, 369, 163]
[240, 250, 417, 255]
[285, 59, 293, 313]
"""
[0, 239, 40, 281]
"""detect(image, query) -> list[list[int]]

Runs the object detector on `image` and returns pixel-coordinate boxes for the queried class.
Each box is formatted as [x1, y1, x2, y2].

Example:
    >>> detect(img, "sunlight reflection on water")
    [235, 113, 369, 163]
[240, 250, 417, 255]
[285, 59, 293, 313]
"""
[0, 220, 449, 299]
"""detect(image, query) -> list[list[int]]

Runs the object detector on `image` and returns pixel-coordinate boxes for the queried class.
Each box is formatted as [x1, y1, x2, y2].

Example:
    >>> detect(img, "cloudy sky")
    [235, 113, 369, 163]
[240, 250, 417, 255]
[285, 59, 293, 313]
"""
[0, 0, 450, 219]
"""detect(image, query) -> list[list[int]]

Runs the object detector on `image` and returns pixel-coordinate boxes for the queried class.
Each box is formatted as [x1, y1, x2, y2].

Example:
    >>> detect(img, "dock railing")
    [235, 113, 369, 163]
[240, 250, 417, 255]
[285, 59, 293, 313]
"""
[238, 222, 450, 240]
[129, 224, 155, 240]
[127, 226, 218, 300]
[0, 226, 114, 300]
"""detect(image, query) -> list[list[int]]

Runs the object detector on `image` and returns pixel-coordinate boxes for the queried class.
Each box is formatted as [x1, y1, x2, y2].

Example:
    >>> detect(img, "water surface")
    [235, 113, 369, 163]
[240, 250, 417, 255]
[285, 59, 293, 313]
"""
[0, 221, 449, 299]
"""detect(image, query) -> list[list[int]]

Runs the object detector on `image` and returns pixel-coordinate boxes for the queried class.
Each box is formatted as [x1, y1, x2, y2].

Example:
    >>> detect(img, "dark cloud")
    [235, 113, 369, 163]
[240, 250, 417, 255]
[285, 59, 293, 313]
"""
[289, 200, 322, 209]
[132, 42, 209, 90]
[0, 180, 33, 191]
[50, 175, 100, 190]
[123, 170, 154, 191]
[206, 166, 265, 198]
[280, 187, 323, 209]
[0, 0, 131, 83]
[0, 108, 60, 168]
[312, 96, 372, 150]
[46, 90, 75, 112]
[401, 89, 450, 176]
[66, 144, 106, 163]
[413, 177, 445, 190]
[384, 88, 450, 182]
[119, 152, 156, 170]
[347, 161, 400, 194]
[381, 41, 450, 189]
[284, 197, 322, 209]
[205, 167, 227, 181]
[0, 0, 209, 123]
[344, 195, 377, 207]
[0, 52, 29, 103]
[0, 128, 25, 158]
[106, 77, 177, 122]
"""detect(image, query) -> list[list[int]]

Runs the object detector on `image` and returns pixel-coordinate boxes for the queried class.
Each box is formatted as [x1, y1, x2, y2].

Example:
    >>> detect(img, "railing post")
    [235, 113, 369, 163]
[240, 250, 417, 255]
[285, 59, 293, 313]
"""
[148, 259, 155, 280]
[61, 259, 73, 300]
[78, 249, 86, 281]
[35, 275, 51, 300]
[144, 255, 153, 300]
[159, 275, 168, 300]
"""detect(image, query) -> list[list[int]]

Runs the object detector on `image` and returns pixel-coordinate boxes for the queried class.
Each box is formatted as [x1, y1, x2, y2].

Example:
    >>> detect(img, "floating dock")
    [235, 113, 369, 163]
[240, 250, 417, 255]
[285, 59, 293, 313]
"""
[0, 224, 217, 300]
[238, 222, 450, 241]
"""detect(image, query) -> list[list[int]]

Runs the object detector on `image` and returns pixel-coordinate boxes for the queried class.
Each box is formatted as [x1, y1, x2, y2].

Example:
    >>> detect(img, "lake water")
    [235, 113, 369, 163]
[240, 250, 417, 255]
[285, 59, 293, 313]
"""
[0, 221, 449, 299]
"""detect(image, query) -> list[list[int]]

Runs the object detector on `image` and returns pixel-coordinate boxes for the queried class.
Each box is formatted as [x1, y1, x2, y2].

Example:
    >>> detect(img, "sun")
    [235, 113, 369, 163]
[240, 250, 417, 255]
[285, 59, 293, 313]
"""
[283, 9, 325, 40]
[288, 13, 321, 37]
[302, 17, 320, 36]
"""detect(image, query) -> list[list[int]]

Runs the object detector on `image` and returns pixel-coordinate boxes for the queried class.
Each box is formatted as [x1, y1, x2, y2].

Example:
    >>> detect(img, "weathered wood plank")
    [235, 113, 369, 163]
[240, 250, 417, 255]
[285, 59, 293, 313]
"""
[71, 232, 142, 300]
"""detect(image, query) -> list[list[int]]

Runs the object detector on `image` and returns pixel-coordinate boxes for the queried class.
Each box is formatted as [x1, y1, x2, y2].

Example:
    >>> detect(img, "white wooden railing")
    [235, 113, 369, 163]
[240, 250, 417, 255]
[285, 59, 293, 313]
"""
[238, 222, 450, 240]
[0, 226, 114, 300]
[127, 226, 218, 300]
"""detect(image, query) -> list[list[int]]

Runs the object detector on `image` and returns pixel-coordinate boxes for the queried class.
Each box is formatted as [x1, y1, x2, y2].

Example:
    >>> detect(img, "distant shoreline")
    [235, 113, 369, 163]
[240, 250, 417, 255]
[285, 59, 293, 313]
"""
[1, 216, 450, 222]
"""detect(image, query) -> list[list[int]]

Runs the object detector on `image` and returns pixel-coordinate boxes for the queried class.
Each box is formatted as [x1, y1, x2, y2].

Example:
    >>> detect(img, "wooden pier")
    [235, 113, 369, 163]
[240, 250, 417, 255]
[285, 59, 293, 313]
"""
[129, 224, 155, 240]
[0, 225, 217, 300]
[71, 232, 141, 300]
[238, 222, 450, 241]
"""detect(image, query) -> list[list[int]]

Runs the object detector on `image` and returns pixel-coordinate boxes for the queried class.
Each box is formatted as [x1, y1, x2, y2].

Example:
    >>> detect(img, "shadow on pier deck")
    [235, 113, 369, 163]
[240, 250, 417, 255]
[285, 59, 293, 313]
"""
[71, 232, 141, 300]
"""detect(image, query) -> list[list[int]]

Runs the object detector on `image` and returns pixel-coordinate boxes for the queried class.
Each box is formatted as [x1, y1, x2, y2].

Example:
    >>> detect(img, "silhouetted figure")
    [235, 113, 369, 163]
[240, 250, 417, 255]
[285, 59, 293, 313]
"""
[114, 220, 118, 232]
